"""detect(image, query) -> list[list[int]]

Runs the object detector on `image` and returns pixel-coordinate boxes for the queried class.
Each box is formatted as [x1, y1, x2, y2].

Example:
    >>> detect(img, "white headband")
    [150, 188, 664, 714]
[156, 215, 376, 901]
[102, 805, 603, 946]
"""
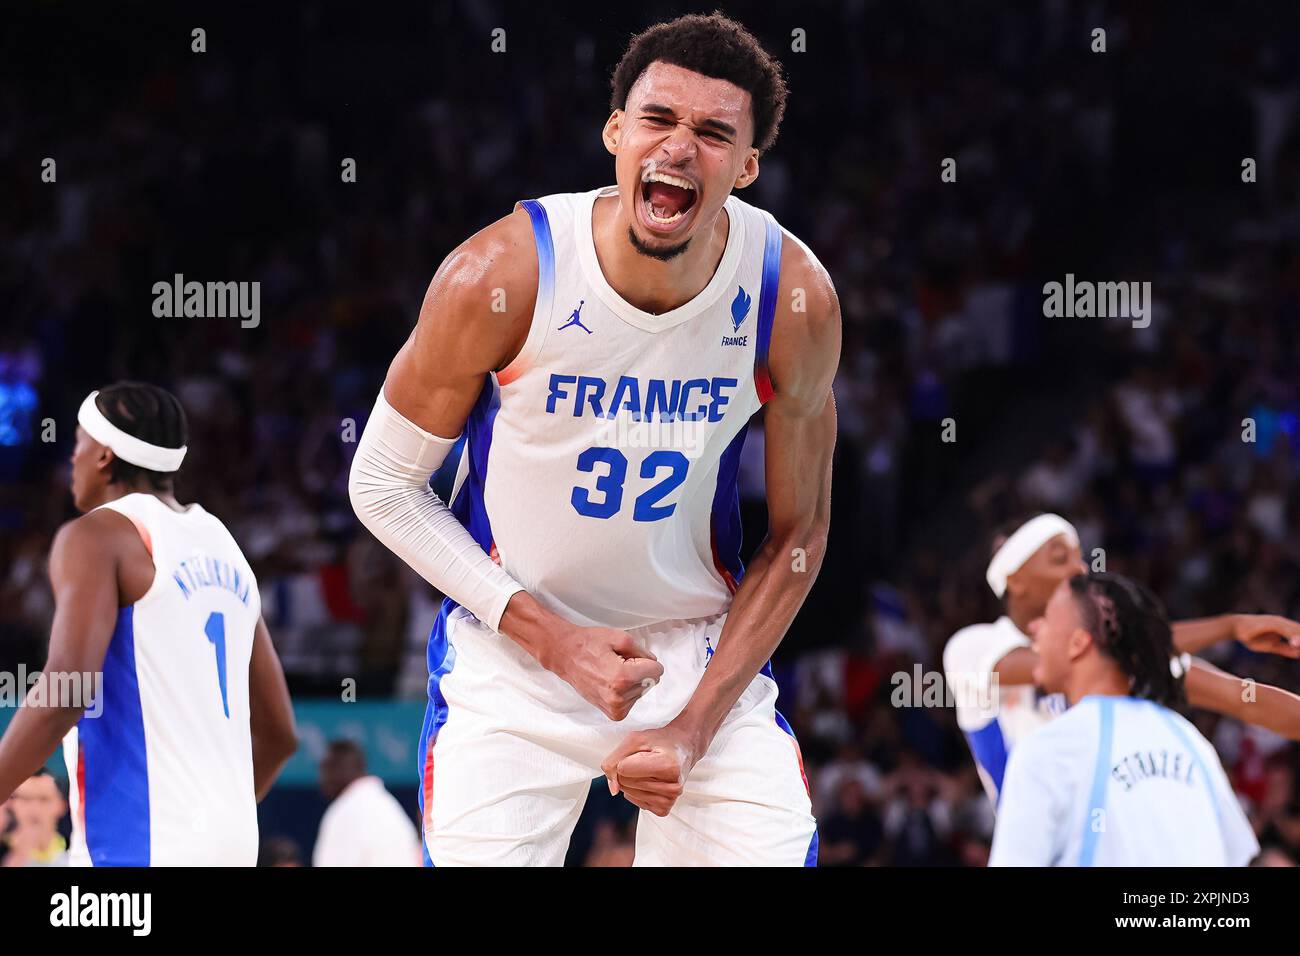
[78, 391, 187, 473]
[986, 513, 1079, 598]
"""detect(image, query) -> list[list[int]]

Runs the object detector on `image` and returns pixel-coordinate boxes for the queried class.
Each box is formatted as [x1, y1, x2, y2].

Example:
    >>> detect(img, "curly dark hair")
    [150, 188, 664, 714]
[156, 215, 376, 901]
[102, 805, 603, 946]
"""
[95, 381, 188, 491]
[1068, 572, 1187, 709]
[609, 12, 788, 154]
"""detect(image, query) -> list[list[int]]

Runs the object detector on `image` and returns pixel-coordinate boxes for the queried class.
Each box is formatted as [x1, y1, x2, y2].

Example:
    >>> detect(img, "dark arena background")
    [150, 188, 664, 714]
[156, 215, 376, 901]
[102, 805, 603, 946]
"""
[3, 0, 1300, 873]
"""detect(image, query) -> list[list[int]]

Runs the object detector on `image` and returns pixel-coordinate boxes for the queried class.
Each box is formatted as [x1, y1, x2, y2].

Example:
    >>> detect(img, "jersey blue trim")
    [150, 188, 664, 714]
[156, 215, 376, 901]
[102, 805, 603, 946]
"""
[420, 374, 500, 865]
[1154, 702, 1226, 840]
[753, 215, 784, 402]
[804, 828, 820, 867]
[965, 719, 1010, 801]
[1078, 697, 1116, 867]
[450, 377, 502, 555]
[709, 423, 750, 587]
[773, 707, 818, 865]
[518, 199, 556, 308]
[417, 599, 458, 868]
[78, 606, 150, 866]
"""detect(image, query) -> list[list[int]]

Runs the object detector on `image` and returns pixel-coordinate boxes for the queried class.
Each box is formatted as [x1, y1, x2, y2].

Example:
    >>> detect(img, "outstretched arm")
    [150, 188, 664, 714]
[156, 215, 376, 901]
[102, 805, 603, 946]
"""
[992, 611, 1300, 687]
[990, 638, 1300, 739]
[602, 235, 841, 814]
[1186, 658, 1300, 740]
[1173, 614, 1300, 659]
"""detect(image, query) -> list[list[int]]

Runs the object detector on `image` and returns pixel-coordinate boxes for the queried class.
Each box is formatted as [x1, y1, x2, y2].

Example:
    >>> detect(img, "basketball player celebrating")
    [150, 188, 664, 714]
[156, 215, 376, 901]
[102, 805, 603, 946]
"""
[350, 14, 837, 865]
[0, 383, 297, 865]
[990, 572, 1258, 866]
[945, 513, 1300, 802]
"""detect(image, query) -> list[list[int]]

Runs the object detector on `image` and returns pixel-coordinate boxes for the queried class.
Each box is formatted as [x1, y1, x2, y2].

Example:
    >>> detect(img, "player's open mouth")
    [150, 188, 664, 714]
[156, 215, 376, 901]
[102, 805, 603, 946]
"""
[639, 168, 698, 231]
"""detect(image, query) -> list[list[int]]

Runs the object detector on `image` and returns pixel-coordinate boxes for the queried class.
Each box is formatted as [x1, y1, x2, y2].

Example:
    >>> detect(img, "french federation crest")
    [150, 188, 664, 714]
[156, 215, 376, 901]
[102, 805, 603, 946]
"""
[730, 286, 752, 332]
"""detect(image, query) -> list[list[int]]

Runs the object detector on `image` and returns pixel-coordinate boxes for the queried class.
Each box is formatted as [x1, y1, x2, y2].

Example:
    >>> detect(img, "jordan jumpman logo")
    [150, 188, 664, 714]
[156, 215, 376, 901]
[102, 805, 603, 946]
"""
[558, 299, 593, 334]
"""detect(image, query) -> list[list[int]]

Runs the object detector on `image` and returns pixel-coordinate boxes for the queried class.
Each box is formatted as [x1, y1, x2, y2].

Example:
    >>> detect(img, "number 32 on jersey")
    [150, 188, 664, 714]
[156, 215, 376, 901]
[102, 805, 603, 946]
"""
[571, 446, 688, 522]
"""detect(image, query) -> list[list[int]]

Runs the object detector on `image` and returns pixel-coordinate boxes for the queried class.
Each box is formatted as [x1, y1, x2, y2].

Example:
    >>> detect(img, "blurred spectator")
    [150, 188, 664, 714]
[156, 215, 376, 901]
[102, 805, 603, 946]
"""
[1, 769, 68, 867]
[818, 778, 885, 867]
[882, 756, 956, 866]
[1252, 754, 1300, 860]
[313, 739, 419, 867]
[813, 743, 883, 819]
[259, 836, 306, 867]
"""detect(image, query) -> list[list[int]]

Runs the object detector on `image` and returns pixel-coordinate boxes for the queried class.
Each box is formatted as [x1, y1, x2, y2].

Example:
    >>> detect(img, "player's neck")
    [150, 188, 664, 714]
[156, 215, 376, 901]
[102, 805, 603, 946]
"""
[93, 482, 183, 512]
[591, 194, 730, 314]
[1005, 600, 1040, 636]
[1064, 662, 1130, 707]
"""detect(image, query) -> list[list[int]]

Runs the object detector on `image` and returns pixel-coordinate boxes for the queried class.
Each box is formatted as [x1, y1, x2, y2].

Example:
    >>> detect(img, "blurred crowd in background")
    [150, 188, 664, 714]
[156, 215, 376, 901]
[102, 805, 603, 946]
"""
[5, 0, 1300, 865]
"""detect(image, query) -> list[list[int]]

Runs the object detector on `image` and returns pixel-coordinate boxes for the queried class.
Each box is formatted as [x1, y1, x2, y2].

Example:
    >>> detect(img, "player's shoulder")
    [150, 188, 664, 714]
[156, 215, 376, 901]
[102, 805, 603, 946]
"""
[728, 192, 838, 332]
[943, 618, 1021, 672]
[943, 622, 990, 670]
[1146, 699, 1216, 754]
[48, 505, 149, 583]
[52, 505, 140, 557]
[411, 203, 542, 369]
[775, 225, 838, 337]
[189, 503, 259, 572]
[1022, 696, 1108, 754]
[427, 203, 540, 314]
[751, 204, 840, 407]
[945, 620, 1002, 650]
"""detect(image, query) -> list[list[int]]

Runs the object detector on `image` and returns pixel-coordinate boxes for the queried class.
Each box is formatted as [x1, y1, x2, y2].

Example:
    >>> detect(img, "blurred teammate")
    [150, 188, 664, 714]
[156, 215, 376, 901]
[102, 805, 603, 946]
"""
[990, 572, 1258, 866]
[351, 13, 838, 865]
[313, 739, 419, 867]
[0, 382, 298, 865]
[945, 513, 1300, 802]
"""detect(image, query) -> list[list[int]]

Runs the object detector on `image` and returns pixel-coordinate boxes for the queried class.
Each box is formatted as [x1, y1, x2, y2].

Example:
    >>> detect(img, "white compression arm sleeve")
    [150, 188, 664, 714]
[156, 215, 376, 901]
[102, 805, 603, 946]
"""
[348, 389, 524, 632]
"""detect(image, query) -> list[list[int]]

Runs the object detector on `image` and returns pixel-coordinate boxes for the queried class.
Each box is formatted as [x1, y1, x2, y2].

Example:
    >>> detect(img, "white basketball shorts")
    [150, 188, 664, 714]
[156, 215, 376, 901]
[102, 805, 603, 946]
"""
[415, 603, 818, 866]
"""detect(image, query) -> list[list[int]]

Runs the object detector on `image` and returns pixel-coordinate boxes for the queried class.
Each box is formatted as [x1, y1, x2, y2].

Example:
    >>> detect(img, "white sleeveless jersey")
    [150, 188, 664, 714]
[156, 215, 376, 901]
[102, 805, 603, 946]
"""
[442, 186, 787, 630]
[62, 493, 261, 866]
[944, 617, 1067, 802]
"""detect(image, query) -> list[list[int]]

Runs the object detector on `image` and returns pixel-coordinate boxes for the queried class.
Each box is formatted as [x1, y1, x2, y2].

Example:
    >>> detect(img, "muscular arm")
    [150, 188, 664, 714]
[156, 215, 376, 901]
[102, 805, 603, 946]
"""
[353, 206, 663, 719]
[671, 235, 841, 755]
[383, 207, 536, 440]
[248, 616, 297, 800]
[355, 207, 537, 635]
[0, 514, 131, 800]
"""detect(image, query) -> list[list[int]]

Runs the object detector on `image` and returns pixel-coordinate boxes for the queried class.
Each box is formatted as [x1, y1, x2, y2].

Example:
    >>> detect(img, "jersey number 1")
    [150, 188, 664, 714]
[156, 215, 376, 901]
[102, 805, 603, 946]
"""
[203, 612, 231, 719]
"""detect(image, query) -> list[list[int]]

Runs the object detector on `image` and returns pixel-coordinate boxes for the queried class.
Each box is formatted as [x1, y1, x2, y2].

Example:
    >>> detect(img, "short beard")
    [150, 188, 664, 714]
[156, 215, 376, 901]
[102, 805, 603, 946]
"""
[628, 226, 691, 262]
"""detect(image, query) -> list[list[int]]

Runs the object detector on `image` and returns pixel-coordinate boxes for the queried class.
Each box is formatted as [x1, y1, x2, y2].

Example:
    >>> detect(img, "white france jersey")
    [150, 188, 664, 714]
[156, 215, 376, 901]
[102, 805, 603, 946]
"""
[943, 617, 1066, 802]
[439, 186, 787, 631]
[62, 493, 260, 866]
[990, 695, 1259, 866]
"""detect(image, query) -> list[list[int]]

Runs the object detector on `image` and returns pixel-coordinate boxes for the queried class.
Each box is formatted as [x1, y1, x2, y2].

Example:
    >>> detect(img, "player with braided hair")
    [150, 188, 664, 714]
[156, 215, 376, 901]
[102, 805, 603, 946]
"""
[944, 511, 1300, 803]
[989, 571, 1258, 866]
[1067, 573, 1186, 709]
